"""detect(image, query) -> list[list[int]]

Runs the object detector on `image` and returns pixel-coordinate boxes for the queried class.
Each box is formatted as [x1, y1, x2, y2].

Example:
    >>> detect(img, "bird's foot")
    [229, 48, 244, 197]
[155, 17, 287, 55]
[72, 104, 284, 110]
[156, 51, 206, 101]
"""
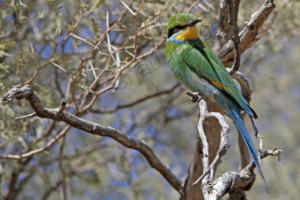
[186, 91, 202, 102]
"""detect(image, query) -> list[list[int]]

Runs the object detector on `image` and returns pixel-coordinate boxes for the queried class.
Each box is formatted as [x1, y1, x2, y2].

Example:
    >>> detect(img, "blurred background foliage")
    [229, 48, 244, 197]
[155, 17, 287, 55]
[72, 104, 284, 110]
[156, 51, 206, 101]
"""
[0, 0, 299, 199]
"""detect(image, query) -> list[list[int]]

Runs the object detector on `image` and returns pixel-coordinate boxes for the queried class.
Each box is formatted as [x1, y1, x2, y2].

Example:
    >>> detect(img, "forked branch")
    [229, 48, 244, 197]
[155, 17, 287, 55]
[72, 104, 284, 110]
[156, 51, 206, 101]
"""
[1, 85, 184, 195]
[184, 94, 282, 200]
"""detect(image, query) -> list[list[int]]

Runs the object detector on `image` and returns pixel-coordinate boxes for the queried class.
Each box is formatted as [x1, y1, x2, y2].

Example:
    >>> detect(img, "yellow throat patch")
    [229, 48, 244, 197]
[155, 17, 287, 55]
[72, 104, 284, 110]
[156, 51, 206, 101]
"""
[174, 26, 198, 41]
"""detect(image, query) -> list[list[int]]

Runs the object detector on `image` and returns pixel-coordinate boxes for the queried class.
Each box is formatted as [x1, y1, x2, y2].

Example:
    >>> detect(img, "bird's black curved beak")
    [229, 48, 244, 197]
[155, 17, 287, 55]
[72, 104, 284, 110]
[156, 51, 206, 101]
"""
[188, 19, 202, 27]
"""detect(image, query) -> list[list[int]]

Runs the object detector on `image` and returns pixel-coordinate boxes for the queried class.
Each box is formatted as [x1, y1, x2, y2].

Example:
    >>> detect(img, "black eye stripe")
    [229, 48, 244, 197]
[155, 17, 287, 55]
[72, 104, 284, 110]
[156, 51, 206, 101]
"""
[167, 19, 201, 38]
[168, 25, 187, 38]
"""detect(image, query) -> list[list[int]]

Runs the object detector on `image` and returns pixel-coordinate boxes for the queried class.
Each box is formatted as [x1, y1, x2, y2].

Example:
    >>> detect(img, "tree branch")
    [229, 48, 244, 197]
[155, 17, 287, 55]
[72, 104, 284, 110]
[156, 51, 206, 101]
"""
[0, 125, 70, 160]
[217, 0, 276, 66]
[1, 85, 184, 195]
[183, 90, 281, 199]
[58, 133, 67, 200]
[193, 99, 230, 200]
[195, 143, 281, 200]
[226, 0, 241, 75]
[215, 0, 230, 50]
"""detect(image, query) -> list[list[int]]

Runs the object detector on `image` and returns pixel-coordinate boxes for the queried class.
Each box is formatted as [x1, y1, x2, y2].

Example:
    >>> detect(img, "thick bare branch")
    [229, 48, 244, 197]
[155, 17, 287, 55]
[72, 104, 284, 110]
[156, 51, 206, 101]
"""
[217, 0, 276, 66]
[226, 0, 241, 74]
[197, 100, 210, 186]
[1, 85, 183, 195]
[182, 96, 280, 199]
[215, 0, 230, 49]
[213, 135, 282, 200]
[198, 145, 281, 200]
[193, 99, 230, 200]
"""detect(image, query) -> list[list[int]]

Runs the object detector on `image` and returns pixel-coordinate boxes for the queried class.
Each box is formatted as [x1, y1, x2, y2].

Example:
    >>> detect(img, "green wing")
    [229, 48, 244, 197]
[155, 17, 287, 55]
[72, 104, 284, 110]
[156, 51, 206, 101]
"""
[182, 40, 257, 118]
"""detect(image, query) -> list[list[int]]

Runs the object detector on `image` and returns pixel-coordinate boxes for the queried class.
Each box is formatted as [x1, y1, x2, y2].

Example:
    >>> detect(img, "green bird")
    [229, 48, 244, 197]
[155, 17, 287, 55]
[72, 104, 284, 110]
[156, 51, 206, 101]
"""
[166, 13, 266, 185]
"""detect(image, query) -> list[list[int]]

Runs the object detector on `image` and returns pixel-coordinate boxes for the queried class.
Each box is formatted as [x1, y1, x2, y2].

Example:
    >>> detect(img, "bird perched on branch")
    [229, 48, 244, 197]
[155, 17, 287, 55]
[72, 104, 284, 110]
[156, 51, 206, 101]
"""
[166, 13, 267, 185]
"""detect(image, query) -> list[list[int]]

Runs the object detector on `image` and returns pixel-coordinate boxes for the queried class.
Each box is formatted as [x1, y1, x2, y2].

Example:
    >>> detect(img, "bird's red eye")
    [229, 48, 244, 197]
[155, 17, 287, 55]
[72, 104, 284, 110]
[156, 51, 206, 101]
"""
[174, 28, 180, 32]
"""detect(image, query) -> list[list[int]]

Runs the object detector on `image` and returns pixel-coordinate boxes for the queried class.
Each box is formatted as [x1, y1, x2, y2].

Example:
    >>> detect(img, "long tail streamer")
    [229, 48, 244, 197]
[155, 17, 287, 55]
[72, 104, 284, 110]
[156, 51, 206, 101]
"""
[228, 108, 268, 189]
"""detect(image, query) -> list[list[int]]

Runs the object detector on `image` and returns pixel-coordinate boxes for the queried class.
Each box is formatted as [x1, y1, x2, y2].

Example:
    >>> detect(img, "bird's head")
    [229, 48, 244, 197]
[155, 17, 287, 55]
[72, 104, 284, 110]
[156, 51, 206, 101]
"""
[167, 13, 201, 42]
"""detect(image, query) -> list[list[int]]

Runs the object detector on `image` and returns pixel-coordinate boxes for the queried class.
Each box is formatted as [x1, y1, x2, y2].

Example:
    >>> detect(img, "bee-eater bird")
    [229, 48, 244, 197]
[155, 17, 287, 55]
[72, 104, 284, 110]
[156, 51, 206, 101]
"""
[166, 13, 266, 185]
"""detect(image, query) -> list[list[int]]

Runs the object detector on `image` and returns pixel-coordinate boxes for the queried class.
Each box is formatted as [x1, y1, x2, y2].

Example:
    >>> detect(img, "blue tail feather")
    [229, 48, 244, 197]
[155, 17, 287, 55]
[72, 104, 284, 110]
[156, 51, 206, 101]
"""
[228, 107, 268, 188]
[237, 95, 258, 119]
